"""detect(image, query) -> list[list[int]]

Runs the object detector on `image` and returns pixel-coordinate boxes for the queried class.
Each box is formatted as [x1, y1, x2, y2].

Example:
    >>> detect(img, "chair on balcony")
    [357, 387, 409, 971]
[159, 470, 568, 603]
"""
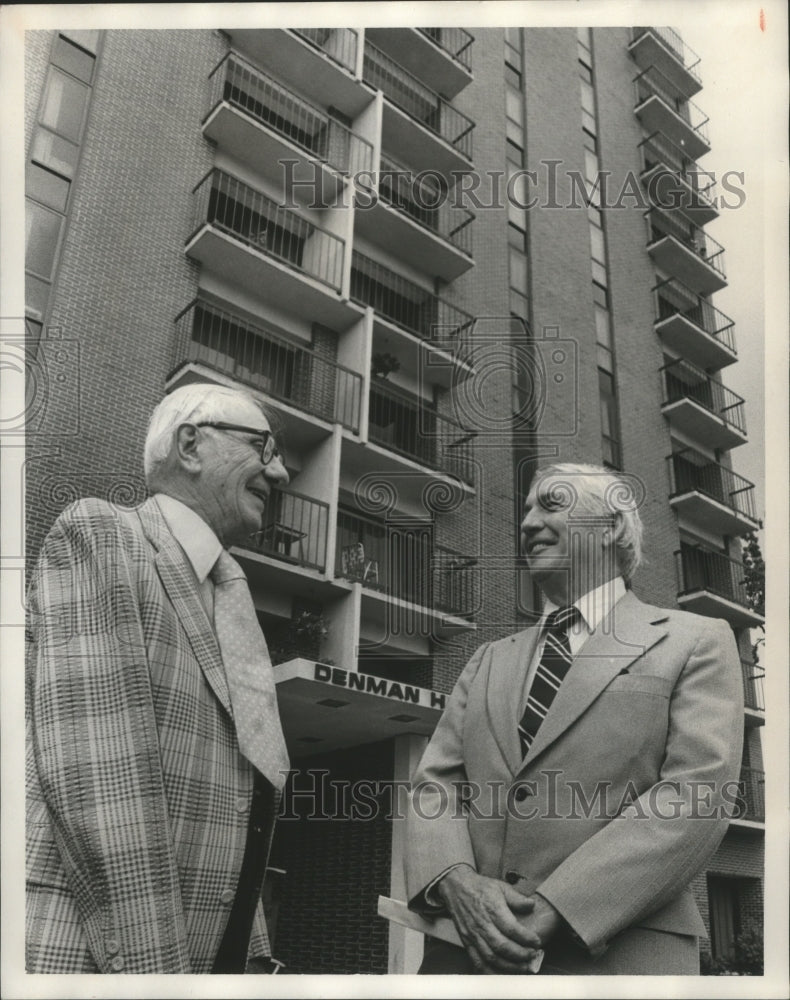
[341, 542, 379, 585]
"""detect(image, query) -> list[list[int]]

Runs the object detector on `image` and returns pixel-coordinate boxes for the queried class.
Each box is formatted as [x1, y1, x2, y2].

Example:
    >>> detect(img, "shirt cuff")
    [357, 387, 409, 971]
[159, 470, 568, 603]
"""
[417, 863, 474, 912]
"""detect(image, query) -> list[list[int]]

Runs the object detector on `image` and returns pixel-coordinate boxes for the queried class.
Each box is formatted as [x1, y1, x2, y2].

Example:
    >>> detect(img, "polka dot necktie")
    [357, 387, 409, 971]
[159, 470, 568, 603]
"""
[211, 550, 290, 790]
[518, 605, 581, 757]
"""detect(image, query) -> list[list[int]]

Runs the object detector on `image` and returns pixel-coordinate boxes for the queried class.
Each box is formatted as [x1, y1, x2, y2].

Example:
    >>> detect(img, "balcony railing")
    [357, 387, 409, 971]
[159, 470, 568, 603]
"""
[418, 27, 474, 71]
[292, 27, 359, 74]
[734, 766, 765, 823]
[639, 130, 716, 203]
[646, 206, 726, 278]
[368, 379, 476, 484]
[363, 40, 474, 159]
[207, 52, 374, 176]
[634, 65, 709, 144]
[191, 169, 345, 292]
[654, 277, 736, 355]
[661, 358, 746, 436]
[741, 659, 765, 713]
[245, 488, 329, 572]
[350, 251, 474, 345]
[336, 509, 476, 615]
[378, 152, 474, 255]
[675, 544, 751, 610]
[173, 299, 362, 433]
[631, 27, 702, 85]
[667, 449, 757, 521]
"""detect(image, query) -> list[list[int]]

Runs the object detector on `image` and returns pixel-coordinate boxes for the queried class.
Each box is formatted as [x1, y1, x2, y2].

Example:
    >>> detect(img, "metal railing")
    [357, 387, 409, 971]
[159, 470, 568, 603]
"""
[417, 27, 474, 71]
[630, 27, 702, 84]
[734, 766, 765, 822]
[633, 65, 709, 146]
[363, 40, 474, 159]
[667, 449, 757, 521]
[173, 299, 362, 433]
[292, 27, 359, 74]
[191, 168, 345, 292]
[378, 152, 474, 255]
[646, 206, 726, 279]
[368, 379, 476, 484]
[654, 277, 736, 355]
[336, 509, 476, 614]
[207, 52, 374, 176]
[638, 131, 716, 204]
[350, 251, 475, 345]
[675, 544, 751, 609]
[741, 659, 765, 713]
[660, 357, 746, 436]
[245, 488, 329, 572]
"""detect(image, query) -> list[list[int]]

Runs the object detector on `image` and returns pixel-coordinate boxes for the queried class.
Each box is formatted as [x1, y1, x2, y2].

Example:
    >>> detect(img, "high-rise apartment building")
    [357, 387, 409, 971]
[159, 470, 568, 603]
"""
[23, 25, 764, 974]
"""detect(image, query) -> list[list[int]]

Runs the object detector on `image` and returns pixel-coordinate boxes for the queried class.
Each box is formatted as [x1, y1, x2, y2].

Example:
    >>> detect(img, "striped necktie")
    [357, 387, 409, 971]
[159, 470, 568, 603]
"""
[211, 550, 290, 790]
[518, 605, 580, 757]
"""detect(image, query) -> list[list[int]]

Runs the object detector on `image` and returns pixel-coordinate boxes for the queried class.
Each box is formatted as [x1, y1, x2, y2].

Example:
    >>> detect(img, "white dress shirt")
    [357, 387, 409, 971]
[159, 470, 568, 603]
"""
[153, 493, 222, 621]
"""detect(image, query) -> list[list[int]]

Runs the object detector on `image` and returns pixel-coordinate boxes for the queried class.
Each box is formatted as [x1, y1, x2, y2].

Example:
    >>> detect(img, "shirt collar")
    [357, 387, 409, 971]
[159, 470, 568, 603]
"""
[542, 576, 626, 634]
[153, 493, 223, 584]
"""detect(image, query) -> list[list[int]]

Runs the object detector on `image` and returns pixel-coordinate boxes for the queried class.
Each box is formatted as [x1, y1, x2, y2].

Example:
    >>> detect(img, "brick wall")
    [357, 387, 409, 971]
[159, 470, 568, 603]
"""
[24, 30, 53, 153]
[26, 29, 226, 562]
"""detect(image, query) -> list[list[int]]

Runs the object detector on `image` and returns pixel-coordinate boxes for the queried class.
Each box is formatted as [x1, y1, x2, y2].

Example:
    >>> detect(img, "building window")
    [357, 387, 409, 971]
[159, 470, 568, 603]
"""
[707, 876, 741, 962]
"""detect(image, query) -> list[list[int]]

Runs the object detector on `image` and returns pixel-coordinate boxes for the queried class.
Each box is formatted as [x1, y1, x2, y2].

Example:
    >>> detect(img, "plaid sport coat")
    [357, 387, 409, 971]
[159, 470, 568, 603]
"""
[26, 497, 278, 973]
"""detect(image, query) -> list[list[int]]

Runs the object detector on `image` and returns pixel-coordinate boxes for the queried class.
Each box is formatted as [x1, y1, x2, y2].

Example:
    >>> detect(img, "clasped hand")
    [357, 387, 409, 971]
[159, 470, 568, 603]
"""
[437, 865, 560, 974]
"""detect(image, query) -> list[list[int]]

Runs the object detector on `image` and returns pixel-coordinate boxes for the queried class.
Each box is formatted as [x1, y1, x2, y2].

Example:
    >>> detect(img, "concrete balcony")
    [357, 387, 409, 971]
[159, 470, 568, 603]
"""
[363, 39, 474, 180]
[203, 51, 374, 199]
[170, 298, 363, 451]
[186, 168, 356, 329]
[646, 207, 726, 294]
[675, 544, 764, 628]
[350, 251, 475, 388]
[228, 28, 371, 118]
[667, 449, 760, 537]
[639, 130, 718, 224]
[366, 27, 473, 98]
[628, 27, 702, 97]
[634, 64, 710, 160]
[354, 151, 474, 281]
[653, 277, 736, 370]
[661, 358, 747, 451]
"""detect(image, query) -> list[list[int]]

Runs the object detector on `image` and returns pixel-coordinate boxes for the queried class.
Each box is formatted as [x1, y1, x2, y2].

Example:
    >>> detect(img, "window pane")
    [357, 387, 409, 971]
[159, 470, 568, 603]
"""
[31, 128, 80, 178]
[52, 34, 95, 84]
[578, 61, 592, 85]
[26, 199, 63, 277]
[595, 304, 611, 348]
[505, 27, 522, 51]
[592, 281, 608, 308]
[61, 29, 100, 54]
[582, 109, 596, 134]
[589, 224, 605, 263]
[591, 258, 607, 285]
[506, 88, 522, 123]
[580, 79, 595, 115]
[505, 64, 521, 89]
[41, 68, 89, 143]
[508, 222, 527, 251]
[584, 147, 599, 183]
[506, 139, 523, 165]
[27, 162, 70, 212]
[510, 288, 529, 319]
[577, 26, 592, 47]
[506, 116, 523, 146]
[597, 343, 613, 371]
[25, 273, 51, 318]
[509, 251, 528, 295]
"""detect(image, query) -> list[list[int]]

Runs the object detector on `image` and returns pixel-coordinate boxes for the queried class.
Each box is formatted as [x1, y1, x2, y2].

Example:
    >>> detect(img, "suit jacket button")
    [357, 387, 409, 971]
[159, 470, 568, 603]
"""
[514, 785, 531, 802]
[505, 870, 520, 885]
[220, 889, 235, 905]
[235, 796, 248, 813]
[109, 955, 124, 972]
[105, 938, 120, 956]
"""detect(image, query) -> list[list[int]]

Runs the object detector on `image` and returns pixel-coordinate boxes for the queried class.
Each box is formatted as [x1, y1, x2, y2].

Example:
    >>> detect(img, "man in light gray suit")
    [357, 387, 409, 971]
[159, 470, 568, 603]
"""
[406, 462, 743, 974]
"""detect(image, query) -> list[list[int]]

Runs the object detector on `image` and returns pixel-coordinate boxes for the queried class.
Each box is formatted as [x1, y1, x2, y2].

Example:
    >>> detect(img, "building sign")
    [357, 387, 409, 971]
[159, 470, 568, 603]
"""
[313, 663, 447, 711]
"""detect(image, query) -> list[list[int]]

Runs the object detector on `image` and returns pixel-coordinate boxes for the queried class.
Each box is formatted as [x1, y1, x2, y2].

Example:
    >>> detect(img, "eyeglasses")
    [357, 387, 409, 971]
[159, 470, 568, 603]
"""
[196, 422, 280, 465]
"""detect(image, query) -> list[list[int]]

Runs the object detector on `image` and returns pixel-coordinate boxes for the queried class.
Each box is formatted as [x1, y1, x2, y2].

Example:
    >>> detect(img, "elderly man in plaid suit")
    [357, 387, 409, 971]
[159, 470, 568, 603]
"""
[26, 384, 291, 973]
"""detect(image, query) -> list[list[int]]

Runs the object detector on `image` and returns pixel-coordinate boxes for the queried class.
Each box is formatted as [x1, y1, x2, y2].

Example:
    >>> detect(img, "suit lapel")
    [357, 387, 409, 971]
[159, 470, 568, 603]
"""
[486, 628, 541, 776]
[136, 498, 233, 718]
[519, 591, 668, 772]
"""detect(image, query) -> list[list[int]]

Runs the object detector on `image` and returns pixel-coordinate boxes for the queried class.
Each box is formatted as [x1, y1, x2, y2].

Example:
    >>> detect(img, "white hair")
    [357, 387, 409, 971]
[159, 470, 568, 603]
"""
[144, 383, 265, 488]
[533, 462, 645, 582]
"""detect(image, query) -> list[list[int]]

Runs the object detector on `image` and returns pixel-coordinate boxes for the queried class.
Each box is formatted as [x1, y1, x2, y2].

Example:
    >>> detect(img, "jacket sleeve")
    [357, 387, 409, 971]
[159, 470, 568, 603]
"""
[27, 501, 192, 972]
[405, 642, 489, 912]
[536, 617, 744, 955]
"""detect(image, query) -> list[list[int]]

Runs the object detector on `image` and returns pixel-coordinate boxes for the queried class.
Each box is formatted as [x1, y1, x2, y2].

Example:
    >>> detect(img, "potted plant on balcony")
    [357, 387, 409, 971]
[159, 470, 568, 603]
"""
[371, 352, 400, 379]
[269, 609, 332, 666]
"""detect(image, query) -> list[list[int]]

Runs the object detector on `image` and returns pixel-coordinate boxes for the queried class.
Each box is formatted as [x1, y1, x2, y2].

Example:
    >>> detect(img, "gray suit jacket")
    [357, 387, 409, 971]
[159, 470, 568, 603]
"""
[405, 591, 744, 967]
